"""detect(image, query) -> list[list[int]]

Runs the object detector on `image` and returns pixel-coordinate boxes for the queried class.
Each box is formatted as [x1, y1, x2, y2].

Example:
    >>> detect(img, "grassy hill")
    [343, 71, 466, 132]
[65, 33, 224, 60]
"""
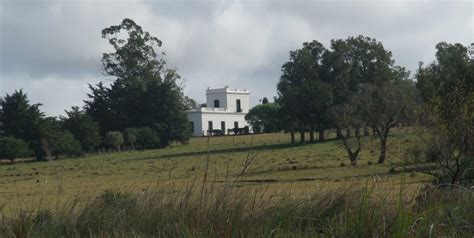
[0, 129, 427, 212]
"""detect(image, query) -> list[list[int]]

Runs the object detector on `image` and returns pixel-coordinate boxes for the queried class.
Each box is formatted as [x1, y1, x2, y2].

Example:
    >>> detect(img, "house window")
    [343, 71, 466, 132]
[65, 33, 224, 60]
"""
[190, 121, 194, 133]
[236, 99, 241, 112]
[214, 99, 220, 108]
[208, 121, 213, 131]
[221, 121, 225, 131]
[234, 121, 239, 128]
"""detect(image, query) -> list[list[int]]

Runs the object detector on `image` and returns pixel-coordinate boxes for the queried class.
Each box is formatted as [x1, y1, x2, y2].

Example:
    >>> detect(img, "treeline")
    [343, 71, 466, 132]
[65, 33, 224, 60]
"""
[246, 38, 472, 184]
[0, 18, 191, 162]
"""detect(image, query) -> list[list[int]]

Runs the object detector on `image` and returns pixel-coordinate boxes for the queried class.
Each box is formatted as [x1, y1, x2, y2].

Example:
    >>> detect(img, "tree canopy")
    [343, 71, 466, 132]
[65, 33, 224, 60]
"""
[85, 18, 190, 146]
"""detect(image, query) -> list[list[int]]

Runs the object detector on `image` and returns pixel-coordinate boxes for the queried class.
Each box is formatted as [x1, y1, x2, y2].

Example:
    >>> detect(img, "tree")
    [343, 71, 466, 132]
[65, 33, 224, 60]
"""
[416, 42, 473, 122]
[62, 106, 101, 151]
[85, 18, 191, 146]
[0, 90, 43, 143]
[245, 102, 281, 133]
[0, 90, 53, 161]
[277, 40, 331, 143]
[329, 100, 365, 166]
[261, 97, 269, 104]
[184, 96, 199, 110]
[104, 131, 124, 151]
[410, 42, 474, 185]
[0, 137, 31, 163]
[358, 78, 418, 164]
[323, 36, 394, 138]
[409, 92, 473, 185]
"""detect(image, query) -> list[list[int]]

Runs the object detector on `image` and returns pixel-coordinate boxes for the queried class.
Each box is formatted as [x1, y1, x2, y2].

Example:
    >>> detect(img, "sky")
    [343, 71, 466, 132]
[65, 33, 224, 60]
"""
[0, 0, 472, 116]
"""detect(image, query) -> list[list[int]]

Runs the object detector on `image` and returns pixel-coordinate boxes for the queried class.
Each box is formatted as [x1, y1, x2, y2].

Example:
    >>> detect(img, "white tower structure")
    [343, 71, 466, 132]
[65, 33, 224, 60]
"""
[187, 86, 250, 136]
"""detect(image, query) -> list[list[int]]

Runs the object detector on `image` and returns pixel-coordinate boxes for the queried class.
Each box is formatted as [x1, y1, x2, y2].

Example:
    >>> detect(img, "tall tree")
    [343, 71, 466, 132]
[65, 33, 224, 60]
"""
[412, 42, 474, 184]
[0, 90, 43, 142]
[358, 77, 418, 164]
[416, 42, 473, 121]
[323, 36, 394, 138]
[277, 40, 332, 143]
[0, 90, 53, 160]
[85, 18, 190, 146]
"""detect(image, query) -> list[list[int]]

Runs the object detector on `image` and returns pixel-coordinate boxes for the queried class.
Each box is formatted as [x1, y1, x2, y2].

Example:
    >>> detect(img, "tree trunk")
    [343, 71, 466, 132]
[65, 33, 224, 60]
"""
[363, 126, 370, 136]
[336, 128, 343, 139]
[350, 154, 358, 166]
[378, 137, 387, 164]
[39, 138, 52, 161]
[300, 130, 305, 144]
[372, 127, 377, 136]
[355, 127, 360, 137]
[346, 128, 351, 137]
[309, 128, 315, 143]
[318, 128, 325, 142]
[290, 130, 295, 144]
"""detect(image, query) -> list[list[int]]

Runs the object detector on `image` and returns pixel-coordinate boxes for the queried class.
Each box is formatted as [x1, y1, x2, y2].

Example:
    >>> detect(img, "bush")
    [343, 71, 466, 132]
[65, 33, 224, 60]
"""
[123, 128, 138, 149]
[135, 127, 159, 149]
[49, 131, 82, 158]
[104, 131, 124, 151]
[0, 137, 31, 162]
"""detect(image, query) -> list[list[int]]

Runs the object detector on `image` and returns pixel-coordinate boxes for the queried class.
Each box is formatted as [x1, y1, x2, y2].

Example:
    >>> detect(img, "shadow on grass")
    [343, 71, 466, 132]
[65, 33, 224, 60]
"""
[134, 138, 340, 160]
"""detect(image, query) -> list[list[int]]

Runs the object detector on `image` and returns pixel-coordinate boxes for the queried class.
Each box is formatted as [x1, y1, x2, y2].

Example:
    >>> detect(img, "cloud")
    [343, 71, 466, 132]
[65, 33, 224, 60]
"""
[0, 0, 472, 116]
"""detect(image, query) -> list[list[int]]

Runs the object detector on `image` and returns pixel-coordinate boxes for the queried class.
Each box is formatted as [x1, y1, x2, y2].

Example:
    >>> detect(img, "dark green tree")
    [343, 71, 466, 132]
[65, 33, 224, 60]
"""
[323, 36, 394, 138]
[416, 42, 473, 121]
[245, 102, 281, 133]
[0, 90, 43, 142]
[62, 106, 101, 151]
[0, 137, 31, 163]
[277, 40, 331, 143]
[85, 18, 190, 146]
[0, 90, 54, 160]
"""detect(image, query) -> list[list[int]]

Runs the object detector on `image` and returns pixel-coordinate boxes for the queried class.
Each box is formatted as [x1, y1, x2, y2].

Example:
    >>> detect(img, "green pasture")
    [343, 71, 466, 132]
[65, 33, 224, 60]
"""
[0, 129, 428, 213]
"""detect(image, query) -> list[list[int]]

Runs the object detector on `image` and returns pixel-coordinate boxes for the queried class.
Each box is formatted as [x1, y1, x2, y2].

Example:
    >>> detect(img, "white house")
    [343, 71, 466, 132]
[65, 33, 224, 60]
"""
[187, 87, 250, 136]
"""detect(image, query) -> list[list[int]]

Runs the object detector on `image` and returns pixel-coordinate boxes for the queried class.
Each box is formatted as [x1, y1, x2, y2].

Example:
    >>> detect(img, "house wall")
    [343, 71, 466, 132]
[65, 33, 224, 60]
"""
[206, 89, 228, 109]
[187, 112, 203, 136]
[226, 93, 250, 113]
[192, 112, 248, 136]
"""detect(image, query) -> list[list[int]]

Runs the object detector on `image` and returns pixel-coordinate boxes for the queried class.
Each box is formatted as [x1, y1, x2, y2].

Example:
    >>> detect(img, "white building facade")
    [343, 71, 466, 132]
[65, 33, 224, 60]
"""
[187, 87, 250, 136]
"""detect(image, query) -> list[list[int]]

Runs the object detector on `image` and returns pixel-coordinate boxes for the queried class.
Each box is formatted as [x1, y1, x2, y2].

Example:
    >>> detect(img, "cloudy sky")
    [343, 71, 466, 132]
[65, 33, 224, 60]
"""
[0, 0, 472, 116]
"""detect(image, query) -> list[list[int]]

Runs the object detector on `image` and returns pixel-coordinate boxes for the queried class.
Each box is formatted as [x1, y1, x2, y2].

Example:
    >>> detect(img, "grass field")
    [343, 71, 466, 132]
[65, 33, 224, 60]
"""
[0, 129, 428, 213]
[2, 129, 473, 237]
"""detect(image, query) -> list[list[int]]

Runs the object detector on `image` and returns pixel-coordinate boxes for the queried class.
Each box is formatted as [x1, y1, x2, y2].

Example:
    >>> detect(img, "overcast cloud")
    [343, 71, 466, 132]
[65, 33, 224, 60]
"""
[0, 0, 472, 116]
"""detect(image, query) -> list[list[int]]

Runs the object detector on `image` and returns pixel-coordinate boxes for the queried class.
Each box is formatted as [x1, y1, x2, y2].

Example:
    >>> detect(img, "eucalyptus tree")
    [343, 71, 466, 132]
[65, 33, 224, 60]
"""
[86, 18, 190, 146]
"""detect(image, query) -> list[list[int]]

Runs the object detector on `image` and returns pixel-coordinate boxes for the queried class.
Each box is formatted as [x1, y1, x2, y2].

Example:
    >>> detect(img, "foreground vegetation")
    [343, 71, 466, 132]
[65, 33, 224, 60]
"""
[1, 181, 473, 237]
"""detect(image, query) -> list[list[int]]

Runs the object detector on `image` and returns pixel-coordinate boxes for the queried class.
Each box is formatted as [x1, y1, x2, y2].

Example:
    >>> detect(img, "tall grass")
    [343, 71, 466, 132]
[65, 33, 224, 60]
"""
[0, 179, 472, 237]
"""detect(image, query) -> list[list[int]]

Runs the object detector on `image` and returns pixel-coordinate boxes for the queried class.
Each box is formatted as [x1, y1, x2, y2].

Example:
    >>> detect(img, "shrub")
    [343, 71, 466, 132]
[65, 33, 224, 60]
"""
[49, 131, 82, 158]
[104, 131, 124, 151]
[123, 128, 138, 149]
[0, 137, 31, 163]
[135, 127, 159, 149]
